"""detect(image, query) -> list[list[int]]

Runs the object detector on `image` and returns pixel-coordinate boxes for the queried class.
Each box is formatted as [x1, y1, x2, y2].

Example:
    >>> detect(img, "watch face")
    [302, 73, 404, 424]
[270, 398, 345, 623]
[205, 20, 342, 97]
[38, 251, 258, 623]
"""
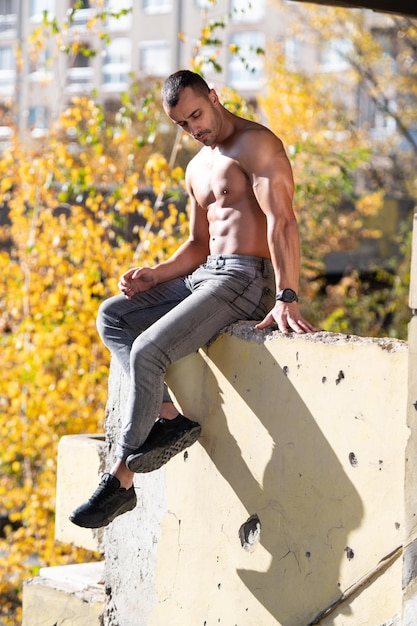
[282, 289, 297, 302]
[276, 289, 298, 302]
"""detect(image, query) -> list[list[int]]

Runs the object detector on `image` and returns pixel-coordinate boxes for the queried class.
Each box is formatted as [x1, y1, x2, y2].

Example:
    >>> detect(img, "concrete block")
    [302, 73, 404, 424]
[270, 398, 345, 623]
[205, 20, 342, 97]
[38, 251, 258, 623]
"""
[22, 562, 104, 626]
[55, 434, 106, 552]
[104, 327, 408, 626]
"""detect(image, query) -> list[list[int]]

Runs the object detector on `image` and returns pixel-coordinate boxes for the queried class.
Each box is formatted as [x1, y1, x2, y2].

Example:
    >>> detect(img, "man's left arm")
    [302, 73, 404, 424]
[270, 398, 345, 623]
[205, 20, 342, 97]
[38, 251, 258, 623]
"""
[248, 132, 315, 334]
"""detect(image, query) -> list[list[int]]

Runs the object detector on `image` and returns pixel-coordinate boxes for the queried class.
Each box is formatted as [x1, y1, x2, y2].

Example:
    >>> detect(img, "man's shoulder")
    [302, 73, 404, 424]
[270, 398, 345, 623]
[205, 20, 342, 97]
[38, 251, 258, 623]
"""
[241, 119, 281, 140]
[234, 122, 285, 161]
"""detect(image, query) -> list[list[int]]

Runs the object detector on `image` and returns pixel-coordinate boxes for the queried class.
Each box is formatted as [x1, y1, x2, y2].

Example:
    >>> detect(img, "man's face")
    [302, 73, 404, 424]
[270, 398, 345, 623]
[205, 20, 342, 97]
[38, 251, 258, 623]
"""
[163, 86, 220, 147]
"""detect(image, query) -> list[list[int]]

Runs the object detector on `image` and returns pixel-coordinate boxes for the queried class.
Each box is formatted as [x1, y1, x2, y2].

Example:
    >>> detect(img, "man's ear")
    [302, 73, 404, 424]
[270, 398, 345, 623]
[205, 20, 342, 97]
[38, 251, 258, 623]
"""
[209, 89, 218, 105]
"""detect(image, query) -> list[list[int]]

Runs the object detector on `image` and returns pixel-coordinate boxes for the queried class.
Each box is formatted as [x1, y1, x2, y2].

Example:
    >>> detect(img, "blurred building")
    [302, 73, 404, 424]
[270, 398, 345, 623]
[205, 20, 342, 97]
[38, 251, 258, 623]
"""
[2, 0, 394, 138]
[5, 0, 270, 135]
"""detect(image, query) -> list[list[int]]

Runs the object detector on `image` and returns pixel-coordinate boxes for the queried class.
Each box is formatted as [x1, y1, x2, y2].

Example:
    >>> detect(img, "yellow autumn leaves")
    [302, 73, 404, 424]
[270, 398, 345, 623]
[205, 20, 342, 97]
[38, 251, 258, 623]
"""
[0, 95, 188, 623]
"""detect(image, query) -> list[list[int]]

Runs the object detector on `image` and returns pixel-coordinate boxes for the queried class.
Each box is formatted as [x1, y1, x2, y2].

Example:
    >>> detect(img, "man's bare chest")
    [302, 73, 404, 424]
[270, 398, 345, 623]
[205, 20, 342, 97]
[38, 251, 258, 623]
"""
[190, 152, 251, 210]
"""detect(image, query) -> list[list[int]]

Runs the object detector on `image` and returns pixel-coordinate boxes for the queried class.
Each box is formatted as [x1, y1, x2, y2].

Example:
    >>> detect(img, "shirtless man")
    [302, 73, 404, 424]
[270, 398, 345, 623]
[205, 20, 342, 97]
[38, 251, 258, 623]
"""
[70, 70, 315, 529]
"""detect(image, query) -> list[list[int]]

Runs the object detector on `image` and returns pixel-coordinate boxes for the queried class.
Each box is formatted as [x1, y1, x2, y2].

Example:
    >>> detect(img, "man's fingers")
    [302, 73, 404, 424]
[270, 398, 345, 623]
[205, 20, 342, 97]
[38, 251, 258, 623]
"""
[256, 314, 316, 334]
[255, 315, 271, 329]
[287, 316, 317, 334]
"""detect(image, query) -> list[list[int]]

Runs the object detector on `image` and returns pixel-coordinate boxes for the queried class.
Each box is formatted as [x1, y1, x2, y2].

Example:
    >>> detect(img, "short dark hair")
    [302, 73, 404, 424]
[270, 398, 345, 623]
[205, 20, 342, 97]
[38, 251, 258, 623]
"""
[162, 70, 210, 108]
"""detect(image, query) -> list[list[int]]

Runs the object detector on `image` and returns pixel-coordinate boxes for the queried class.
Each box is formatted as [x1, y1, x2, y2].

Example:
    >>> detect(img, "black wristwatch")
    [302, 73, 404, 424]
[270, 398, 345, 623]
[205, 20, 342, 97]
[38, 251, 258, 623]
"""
[276, 288, 298, 303]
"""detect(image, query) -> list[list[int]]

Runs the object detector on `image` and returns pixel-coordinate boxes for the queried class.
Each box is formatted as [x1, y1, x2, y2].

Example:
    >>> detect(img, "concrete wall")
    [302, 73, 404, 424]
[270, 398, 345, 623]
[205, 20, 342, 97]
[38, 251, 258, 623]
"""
[402, 214, 417, 625]
[22, 563, 105, 626]
[102, 324, 408, 626]
[55, 434, 106, 553]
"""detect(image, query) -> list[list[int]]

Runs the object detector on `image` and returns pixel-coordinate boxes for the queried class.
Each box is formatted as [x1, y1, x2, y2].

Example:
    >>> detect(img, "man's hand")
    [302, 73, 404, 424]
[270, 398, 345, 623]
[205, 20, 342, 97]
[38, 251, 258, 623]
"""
[118, 267, 156, 299]
[255, 301, 316, 334]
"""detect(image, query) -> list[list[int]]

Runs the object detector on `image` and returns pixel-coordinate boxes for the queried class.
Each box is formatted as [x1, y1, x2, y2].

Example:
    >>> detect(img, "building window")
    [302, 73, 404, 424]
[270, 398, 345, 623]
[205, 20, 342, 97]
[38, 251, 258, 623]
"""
[195, 42, 220, 78]
[319, 39, 351, 72]
[142, 0, 172, 15]
[31, 0, 55, 18]
[139, 41, 170, 77]
[0, 0, 16, 13]
[29, 47, 53, 84]
[66, 6, 96, 32]
[66, 67, 93, 93]
[69, 0, 89, 7]
[0, 0, 17, 35]
[74, 51, 90, 68]
[102, 38, 131, 91]
[66, 50, 93, 94]
[369, 97, 397, 139]
[28, 105, 49, 136]
[0, 45, 14, 95]
[29, 46, 49, 72]
[105, 0, 132, 31]
[228, 31, 264, 90]
[0, 45, 13, 69]
[231, 0, 265, 22]
[284, 38, 301, 70]
[104, 38, 131, 65]
[103, 67, 129, 84]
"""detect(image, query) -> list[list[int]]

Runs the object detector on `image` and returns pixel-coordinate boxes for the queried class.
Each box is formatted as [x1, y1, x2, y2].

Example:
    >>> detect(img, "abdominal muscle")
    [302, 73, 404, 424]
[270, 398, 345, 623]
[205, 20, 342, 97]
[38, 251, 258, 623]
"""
[206, 198, 270, 259]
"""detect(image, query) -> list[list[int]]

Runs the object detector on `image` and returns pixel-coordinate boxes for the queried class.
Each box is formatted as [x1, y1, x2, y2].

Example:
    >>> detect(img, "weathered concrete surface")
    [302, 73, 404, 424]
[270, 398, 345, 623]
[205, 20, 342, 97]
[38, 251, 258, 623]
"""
[55, 434, 106, 553]
[22, 562, 105, 626]
[103, 363, 166, 626]
[103, 325, 408, 626]
[403, 315, 417, 625]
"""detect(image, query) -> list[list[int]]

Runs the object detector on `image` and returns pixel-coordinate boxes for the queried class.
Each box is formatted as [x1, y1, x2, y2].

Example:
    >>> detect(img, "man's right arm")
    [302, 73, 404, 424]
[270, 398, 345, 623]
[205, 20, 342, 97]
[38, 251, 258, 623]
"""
[119, 172, 210, 298]
[151, 169, 210, 282]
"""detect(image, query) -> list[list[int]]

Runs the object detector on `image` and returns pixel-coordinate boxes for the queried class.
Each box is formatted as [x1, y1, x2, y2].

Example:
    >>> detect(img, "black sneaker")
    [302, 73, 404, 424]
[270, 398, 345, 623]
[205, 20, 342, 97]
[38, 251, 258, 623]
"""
[69, 473, 137, 529]
[126, 414, 202, 473]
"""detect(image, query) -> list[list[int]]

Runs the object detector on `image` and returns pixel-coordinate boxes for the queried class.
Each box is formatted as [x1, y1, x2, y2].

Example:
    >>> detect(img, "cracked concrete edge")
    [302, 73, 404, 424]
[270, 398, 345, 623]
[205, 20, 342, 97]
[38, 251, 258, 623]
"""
[403, 540, 417, 589]
[25, 574, 105, 604]
[219, 321, 408, 352]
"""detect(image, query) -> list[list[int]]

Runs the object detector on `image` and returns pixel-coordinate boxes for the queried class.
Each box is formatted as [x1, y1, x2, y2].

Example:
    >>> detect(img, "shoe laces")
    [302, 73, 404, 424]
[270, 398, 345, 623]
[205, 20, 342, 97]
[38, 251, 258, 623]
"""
[89, 476, 119, 505]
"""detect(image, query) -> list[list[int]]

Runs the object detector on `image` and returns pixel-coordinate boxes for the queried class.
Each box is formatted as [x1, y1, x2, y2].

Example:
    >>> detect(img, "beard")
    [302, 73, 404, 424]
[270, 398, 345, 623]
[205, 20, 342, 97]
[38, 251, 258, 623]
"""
[194, 130, 218, 147]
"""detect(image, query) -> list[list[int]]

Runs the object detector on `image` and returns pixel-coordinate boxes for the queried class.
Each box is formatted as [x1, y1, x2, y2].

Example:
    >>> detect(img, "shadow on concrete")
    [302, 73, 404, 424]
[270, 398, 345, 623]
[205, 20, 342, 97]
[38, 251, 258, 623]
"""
[168, 330, 364, 626]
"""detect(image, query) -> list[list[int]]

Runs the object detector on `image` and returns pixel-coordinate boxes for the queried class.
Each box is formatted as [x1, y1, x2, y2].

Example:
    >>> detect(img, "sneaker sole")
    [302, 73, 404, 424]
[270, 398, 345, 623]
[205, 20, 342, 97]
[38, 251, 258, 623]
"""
[126, 424, 202, 473]
[69, 496, 137, 529]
